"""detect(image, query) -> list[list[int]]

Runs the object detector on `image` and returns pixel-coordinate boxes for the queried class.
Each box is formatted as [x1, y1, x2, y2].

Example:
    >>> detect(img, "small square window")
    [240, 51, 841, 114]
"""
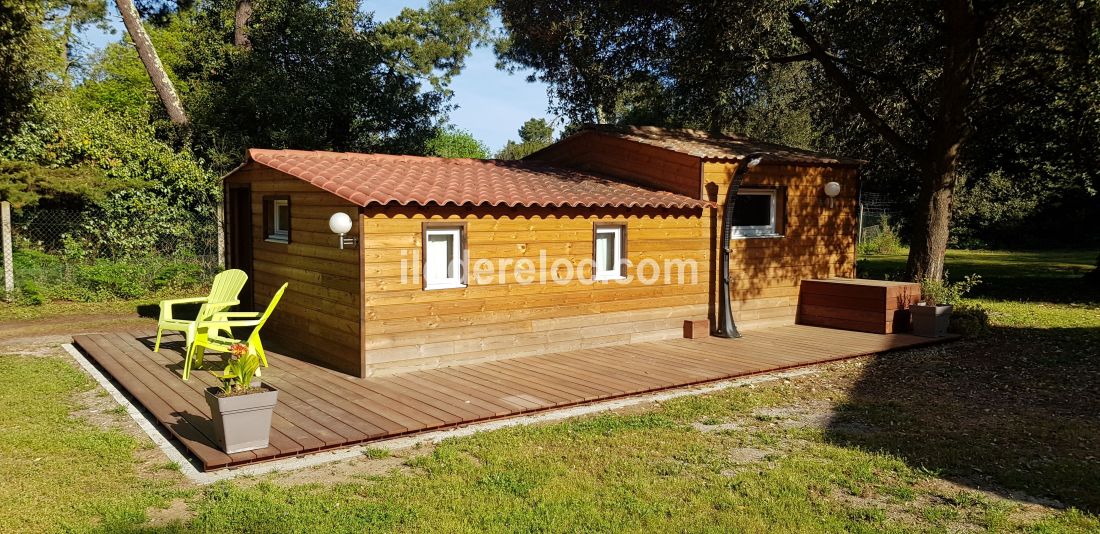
[264, 196, 290, 243]
[423, 225, 466, 290]
[593, 224, 626, 280]
[731, 190, 778, 238]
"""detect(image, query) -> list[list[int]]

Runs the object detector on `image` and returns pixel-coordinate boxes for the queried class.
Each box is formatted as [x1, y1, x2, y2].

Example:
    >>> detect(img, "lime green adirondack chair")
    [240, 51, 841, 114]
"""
[154, 269, 248, 354]
[182, 283, 288, 381]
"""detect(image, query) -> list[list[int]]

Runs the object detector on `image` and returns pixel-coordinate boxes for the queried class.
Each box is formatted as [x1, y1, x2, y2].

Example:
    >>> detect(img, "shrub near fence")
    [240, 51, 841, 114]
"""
[7, 208, 220, 304]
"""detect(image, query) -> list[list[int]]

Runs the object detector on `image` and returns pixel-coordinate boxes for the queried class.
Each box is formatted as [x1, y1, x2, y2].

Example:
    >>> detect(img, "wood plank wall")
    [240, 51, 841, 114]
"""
[359, 205, 710, 375]
[529, 132, 702, 198]
[224, 166, 364, 376]
[704, 162, 860, 329]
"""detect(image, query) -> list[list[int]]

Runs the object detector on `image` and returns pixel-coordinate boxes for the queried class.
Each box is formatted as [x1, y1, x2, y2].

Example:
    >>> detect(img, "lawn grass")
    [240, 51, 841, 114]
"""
[0, 248, 1097, 532]
[858, 248, 1098, 304]
[0, 355, 181, 531]
[0, 292, 183, 322]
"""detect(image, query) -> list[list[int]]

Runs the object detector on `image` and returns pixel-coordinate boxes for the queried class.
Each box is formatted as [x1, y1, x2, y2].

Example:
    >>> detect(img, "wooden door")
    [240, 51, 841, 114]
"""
[226, 186, 254, 310]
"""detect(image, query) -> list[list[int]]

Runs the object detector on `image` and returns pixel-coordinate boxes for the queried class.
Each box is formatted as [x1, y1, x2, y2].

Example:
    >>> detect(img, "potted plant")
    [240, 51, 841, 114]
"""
[912, 274, 981, 337]
[204, 343, 278, 454]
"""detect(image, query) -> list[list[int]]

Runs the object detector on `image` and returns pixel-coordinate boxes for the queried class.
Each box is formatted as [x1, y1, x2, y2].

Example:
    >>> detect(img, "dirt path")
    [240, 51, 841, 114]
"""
[0, 311, 152, 353]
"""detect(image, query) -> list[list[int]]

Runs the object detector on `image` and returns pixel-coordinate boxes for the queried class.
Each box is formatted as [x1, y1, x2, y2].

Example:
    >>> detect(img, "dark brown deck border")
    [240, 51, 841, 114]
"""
[72, 326, 956, 471]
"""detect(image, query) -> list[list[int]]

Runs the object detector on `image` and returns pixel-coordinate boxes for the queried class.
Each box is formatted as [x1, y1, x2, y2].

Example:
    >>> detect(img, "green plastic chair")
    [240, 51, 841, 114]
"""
[154, 269, 248, 353]
[182, 283, 288, 381]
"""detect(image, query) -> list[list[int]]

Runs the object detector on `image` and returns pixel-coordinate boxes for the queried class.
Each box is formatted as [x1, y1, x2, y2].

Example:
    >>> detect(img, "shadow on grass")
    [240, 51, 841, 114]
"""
[826, 324, 1100, 512]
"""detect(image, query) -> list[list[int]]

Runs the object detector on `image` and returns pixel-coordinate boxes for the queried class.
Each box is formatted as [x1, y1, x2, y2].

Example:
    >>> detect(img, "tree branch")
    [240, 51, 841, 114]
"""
[728, 52, 813, 64]
[821, 52, 935, 126]
[787, 11, 921, 160]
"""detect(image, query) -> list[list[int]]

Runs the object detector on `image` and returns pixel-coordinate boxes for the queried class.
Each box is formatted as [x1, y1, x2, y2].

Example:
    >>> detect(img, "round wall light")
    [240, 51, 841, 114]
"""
[328, 212, 357, 249]
[823, 181, 841, 208]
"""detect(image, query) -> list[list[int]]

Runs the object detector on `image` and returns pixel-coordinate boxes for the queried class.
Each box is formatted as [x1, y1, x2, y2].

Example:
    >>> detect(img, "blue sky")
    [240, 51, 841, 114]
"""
[78, 1, 554, 152]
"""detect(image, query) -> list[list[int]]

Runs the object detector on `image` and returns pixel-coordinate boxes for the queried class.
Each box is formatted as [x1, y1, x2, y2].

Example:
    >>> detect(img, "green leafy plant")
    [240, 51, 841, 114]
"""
[76, 260, 146, 299]
[921, 273, 982, 306]
[152, 262, 205, 290]
[17, 279, 45, 306]
[857, 216, 902, 256]
[217, 343, 261, 396]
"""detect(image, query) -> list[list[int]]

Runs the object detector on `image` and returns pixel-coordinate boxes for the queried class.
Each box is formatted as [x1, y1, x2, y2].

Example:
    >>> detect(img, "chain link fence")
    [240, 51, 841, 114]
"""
[13, 208, 221, 261]
[858, 193, 898, 243]
[857, 192, 902, 255]
[4, 206, 222, 304]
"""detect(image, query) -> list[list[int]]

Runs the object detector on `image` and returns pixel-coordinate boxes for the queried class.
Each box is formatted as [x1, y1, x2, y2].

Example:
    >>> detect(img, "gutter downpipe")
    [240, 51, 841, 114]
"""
[714, 152, 767, 339]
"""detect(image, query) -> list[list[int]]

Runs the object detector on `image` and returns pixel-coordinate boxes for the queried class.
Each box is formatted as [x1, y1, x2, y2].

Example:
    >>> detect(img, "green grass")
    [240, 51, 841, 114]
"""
[858, 248, 1098, 303]
[0, 355, 180, 531]
[0, 292, 191, 322]
[0, 249, 1097, 532]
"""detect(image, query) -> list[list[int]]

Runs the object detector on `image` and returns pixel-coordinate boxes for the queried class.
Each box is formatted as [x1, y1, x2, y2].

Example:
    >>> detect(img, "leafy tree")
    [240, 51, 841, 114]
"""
[74, 10, 192, 116]
[496, 0, 1096, 279]
[948, 1, 1099, 248]
[517, 117, 552, 144]
[495, 117, 554, 160]
[43, 0, 110, 84]
[375, 0, 493, 92]
[426, 128, 489, 158]
[0, 94, 217, 256]
[0, 1, 58, 138]
[177, 0, 443, 168]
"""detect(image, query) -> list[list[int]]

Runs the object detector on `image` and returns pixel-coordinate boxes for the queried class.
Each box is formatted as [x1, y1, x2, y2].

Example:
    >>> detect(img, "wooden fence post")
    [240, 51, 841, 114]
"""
[2, 201, 14, 301]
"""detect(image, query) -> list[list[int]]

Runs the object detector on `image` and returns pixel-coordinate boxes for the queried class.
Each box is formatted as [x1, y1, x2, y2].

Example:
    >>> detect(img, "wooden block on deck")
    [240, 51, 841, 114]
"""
[683, 319, 710, 339]
[797, 278, 921, 334]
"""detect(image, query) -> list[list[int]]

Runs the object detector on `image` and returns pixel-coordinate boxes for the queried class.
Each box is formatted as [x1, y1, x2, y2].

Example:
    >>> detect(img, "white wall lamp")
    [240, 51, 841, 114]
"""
[823, 181, 841, 208]
[328, 212, 358, 249]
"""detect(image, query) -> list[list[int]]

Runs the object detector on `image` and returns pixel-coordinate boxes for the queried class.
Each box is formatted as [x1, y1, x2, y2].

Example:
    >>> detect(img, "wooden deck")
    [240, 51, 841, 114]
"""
[72, 326, 951, 471]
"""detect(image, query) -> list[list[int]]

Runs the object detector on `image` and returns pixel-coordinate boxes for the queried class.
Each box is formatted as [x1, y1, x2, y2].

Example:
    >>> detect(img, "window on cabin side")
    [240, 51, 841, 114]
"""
[264, 197, 290, 243]
[424, 226, 466, 290]
[731, 189, 778, 238]
[593, 224, 626, 280]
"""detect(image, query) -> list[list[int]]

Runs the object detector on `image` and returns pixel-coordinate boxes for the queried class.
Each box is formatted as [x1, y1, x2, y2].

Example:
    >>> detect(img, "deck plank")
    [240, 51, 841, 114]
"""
[71, 325, 955, 471]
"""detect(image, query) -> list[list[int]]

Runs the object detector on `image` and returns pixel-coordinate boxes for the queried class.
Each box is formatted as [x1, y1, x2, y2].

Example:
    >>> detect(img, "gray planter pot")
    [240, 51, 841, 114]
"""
[204, 385, 278, 454]
[911, 304, 952, 338]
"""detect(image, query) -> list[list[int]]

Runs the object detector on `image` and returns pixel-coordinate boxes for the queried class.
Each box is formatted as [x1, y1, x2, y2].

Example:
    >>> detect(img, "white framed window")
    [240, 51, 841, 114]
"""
[265, 196, 290, 243]
[731, 189, 779, 238]
[423, 225, 466, 290]
[593, 224, 626, 280]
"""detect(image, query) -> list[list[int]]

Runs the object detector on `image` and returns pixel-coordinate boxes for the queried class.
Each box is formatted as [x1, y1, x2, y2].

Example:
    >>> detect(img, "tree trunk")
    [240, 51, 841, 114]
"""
[903, 0, 981, 281]
[61, 8, 73, 86]
[114, 0, 189, 125]
[905, 162, 954, 281]
[234, 0, 253, 49]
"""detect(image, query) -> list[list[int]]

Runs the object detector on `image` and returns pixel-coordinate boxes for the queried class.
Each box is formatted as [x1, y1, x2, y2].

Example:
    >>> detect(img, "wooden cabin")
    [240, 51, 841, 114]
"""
[221, 126, 863, 377]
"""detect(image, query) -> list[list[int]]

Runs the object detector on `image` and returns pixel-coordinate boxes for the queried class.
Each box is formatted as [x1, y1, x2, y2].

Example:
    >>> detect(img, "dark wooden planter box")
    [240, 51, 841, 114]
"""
[205, 385, 278, 454]
[797, 278, 922, 334]
[910, 304, 952, 338]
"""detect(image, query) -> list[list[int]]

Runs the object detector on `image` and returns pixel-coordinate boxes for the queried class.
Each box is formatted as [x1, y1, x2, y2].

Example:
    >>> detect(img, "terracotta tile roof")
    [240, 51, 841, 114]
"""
[574, 125, 865, 166]
[244, 149, 711, 209]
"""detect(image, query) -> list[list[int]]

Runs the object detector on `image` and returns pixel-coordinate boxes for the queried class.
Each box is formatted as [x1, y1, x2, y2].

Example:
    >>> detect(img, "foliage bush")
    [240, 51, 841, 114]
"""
[920, 273, 982, 306]
[857, 216, 902, 256]
[10, 249, 213, 303]
[948, 303, 991, 336]
[1, 95, 219, 259]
